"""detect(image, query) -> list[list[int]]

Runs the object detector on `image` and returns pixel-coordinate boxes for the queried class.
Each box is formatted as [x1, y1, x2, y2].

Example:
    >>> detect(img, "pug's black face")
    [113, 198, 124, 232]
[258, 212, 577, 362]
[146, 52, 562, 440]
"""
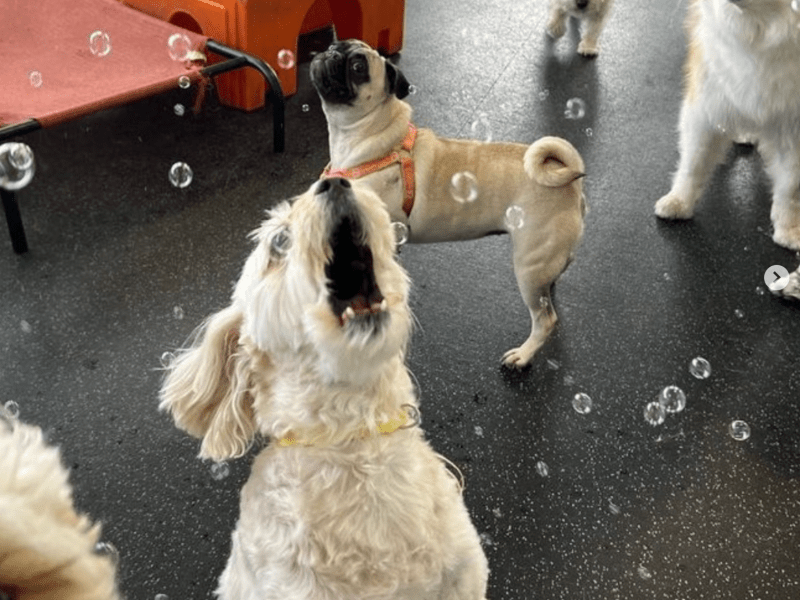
[310, 40, 410, 106]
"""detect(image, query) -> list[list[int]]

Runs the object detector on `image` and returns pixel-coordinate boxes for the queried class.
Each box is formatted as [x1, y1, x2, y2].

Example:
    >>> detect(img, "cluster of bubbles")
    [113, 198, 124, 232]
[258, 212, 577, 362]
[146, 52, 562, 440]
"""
[89, 30, 112, 58]
[169, 162, 193, 188]
[1, 143, 36, 191]
[277, 49, 296, 70]
[469, 113, 493, 143]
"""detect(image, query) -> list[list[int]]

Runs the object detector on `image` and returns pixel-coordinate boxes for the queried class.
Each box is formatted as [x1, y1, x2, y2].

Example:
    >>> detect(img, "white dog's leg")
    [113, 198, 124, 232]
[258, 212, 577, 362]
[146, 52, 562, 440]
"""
[761, 145, 800, 250]
[656, 102, 730, 220]
[777, 267, 800, 300]
[577, 13, 607, 56]
[546, 3, 569, 39]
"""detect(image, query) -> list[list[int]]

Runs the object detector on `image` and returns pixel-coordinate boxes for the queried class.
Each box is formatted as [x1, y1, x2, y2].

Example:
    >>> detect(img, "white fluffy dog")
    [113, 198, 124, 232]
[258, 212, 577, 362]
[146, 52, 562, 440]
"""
[655, 0, 800, 250]
[546, 0, 615, 56]
[0, 410, 120, 600]
[160, 178, 489, 599]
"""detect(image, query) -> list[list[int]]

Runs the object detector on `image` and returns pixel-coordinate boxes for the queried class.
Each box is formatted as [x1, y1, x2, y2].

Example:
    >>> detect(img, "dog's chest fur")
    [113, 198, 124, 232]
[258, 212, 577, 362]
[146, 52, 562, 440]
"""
[235, 433, 460, 598]
[692, 1, 800, 135]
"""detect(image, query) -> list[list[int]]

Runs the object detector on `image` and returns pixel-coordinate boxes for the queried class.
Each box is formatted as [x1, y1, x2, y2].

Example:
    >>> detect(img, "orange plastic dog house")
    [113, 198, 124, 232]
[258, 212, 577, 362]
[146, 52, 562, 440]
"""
[120, 0, 405, 111]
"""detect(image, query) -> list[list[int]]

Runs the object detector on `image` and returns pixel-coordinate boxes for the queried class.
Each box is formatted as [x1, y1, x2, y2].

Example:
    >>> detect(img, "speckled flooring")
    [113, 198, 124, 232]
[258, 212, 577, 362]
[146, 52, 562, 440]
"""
[2, 1, 800, 598]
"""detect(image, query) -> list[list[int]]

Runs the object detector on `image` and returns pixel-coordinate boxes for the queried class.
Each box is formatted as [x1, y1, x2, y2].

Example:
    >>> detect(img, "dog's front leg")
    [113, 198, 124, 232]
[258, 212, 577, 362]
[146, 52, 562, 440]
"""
[655, 100, 730, 220]
[546, 3, 569, 39]
[762, 144, 800, 250]
[577, 14, 605, 56]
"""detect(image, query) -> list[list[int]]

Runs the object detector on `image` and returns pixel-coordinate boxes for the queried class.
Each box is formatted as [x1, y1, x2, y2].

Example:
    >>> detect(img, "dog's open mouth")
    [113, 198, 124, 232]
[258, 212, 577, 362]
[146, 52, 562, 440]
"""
[325, 214, 387, 329]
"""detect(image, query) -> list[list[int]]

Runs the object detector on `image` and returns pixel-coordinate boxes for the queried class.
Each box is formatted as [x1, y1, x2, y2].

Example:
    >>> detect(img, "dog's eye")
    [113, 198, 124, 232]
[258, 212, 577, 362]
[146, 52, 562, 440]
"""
[351, 59, 366, 74]
[270, 229, 291, 259]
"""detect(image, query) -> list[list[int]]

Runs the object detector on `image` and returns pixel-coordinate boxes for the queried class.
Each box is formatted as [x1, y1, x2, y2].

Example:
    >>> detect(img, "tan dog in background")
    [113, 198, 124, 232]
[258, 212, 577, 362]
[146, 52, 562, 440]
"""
[160, 178, 489, 599]
[0, 409, 120, 600]
[546, 0, 616, 56]
[656, 0, 800, 250]
[311, 40, 586, 368]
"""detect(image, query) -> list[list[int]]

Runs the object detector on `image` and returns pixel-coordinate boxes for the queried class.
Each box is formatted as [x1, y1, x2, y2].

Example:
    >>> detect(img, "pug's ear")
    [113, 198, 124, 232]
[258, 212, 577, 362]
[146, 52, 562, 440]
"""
[385, 61, 411, 99]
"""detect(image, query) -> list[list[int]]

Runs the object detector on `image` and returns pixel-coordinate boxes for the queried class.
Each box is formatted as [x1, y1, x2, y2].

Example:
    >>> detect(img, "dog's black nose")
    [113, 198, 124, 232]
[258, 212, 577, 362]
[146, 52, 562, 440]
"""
[576, 0, 589, 8]
[318, 178, 351, 195]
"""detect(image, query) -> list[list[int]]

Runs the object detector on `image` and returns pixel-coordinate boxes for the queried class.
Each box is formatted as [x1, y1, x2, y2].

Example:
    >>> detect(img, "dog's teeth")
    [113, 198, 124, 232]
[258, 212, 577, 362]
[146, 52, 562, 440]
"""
[379, 299, 388, 312]
[344, 306, 356, 321]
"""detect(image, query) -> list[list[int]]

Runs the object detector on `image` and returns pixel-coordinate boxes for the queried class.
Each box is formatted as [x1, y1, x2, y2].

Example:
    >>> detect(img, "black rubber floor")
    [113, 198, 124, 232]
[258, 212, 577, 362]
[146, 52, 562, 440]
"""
[2, 1, 799, 598]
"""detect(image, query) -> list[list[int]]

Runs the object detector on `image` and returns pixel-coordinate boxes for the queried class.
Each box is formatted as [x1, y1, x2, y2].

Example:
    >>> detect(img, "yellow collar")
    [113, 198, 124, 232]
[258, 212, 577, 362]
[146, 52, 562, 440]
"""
[278, 410, 411, 448]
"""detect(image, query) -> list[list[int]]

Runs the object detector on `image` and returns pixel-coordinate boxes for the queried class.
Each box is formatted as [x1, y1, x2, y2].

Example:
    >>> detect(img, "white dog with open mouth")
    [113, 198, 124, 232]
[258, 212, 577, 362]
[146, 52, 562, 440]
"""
[546, 0, 615, 56]
[160, 178, 489, 600]
[310, 40, 587, 369]
[655, 0, 800, 251]
[0, 409, 120, 600]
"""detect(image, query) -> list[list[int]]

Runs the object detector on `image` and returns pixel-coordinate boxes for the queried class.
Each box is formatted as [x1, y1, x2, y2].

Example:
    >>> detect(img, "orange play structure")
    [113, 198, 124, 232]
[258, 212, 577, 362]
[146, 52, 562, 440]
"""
[121, 0, 405, 111]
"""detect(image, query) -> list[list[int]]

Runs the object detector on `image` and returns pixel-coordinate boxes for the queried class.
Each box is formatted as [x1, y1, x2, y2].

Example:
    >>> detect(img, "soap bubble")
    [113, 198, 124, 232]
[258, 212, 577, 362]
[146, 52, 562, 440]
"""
[301, 104, 310, 113]
[469, 113, 493, 142]
[210, 461, 230, 480]
[155, 595, 169, 600]
[20, 320, 32, 334]
[689, 357, 711, 379]
[277, 49, 296, 70]
[504, 205, 525, 230]
[564, 97, 586, 120]
[88, 30, 112, 57]
[94, 541, 119, 564]
[572, 392, 593, 414]
[159, 351, 175, 369]
[609, 499, 621, 515]
[173, 305, 184, 320]
[28, 70, 43, 88]
[168, 33, 191, 61]
[173, 103, 185, 117]
[729, 420, 750, 441]
[408, 85, 418, 96]
[474, 425, 484, 437]
[638, 565, 653, 580]
[450, 171, 478, 203]
[392, 222, 409, 246]
[538, 89, 550, 101]
[479, 532, 493, 547]
[3, 400, 20, 419]
[178, 75, 191, 89]
[270, 229, 291, 258]
[585, 127, 593, 137]
[644, 401, 666, 426]
[535, 460, 549, 477]
[658, 385, 686, 413]
[169, 162, 193, 188]
[7, 143, 34, 171]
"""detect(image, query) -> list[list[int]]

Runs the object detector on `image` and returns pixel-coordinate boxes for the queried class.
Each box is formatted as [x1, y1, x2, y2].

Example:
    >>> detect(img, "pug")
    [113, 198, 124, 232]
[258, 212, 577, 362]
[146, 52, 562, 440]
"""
[310, 40, 587, 369]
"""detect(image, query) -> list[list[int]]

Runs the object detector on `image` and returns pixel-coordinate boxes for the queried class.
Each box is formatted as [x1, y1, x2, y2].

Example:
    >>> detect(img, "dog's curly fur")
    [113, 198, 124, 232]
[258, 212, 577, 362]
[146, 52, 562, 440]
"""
[546, 0, 615, 56]
[656, 0, 800, 250]
[160, 178, 489, 599]
[0, 411, 120, 600]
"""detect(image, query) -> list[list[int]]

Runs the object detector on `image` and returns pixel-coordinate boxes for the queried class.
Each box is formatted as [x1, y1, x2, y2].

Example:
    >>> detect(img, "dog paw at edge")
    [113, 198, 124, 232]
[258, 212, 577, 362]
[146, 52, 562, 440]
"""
[655, 193, 695, 220]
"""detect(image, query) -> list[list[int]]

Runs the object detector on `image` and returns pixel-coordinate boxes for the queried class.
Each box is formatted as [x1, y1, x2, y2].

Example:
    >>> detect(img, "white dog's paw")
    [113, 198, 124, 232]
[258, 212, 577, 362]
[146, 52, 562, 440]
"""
[546, 18, 567, 40]
[655, 193, 695, 220]
[772, 225, 800, 251]
[776, 269, 800, 300]
[577, 41, 599, 57]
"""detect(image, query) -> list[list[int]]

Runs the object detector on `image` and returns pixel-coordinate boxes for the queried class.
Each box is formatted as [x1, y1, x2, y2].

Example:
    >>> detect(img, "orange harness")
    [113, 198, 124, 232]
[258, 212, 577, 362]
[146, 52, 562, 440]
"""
[322, 123, 418, 217]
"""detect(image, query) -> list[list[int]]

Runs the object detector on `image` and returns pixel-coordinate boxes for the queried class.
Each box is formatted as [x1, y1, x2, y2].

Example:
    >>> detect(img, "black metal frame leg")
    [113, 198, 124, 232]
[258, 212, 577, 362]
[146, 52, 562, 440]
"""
[2, 188, 28, 254]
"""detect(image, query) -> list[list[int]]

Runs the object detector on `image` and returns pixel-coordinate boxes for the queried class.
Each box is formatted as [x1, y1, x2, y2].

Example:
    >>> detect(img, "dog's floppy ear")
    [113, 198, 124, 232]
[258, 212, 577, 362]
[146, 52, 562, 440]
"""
[385, 60, 411, 99]
[159, 304, 256, 462]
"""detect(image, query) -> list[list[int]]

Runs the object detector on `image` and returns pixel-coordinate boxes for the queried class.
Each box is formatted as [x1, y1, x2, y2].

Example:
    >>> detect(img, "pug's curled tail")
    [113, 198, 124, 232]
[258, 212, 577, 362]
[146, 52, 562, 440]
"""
[523, 136, 585, 188]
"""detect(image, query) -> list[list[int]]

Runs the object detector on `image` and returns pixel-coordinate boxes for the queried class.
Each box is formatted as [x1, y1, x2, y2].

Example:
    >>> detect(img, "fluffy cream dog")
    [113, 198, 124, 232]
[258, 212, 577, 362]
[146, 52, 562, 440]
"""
[656, 0, 800, 250]
[160, 178, 489, 600]
[0, 410, 120, 600]
[310, 40, 586, 368]
[546, 0, 615, 56]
